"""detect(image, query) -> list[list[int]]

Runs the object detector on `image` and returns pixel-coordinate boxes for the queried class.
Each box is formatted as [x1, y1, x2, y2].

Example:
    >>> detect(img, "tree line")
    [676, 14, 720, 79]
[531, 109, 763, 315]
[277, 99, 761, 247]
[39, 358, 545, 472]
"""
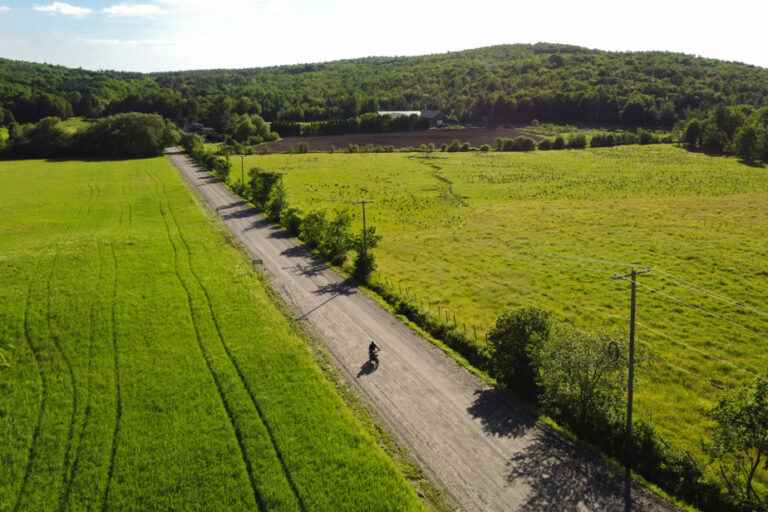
[3, 43, 768, 137]
[0, 113, 179, 159]
[681, 106, 768, 163]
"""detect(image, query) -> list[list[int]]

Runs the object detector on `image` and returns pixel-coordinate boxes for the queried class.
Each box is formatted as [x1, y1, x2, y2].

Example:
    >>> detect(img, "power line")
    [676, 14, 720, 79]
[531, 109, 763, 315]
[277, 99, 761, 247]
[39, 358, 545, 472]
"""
[634, 281, 762, 339]
[635, 320, 759, 379]
[651, 268, 768, 320]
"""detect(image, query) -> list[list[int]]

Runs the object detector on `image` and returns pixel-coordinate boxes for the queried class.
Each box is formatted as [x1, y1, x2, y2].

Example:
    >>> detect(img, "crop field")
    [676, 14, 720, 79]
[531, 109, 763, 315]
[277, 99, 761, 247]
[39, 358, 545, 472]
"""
[239, 146, 768, 481]
[0, 158, 424, 511]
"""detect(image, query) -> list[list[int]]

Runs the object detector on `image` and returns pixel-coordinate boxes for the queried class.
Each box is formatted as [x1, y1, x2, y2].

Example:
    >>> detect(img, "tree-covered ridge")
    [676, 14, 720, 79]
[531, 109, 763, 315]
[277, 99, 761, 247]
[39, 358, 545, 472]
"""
[1, 43, 768, 129]
[151, 43, 768, 126]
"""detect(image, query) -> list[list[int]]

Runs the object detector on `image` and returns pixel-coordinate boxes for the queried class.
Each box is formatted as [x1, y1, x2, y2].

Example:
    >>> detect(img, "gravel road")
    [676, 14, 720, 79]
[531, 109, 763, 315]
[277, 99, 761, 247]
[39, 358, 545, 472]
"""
[168, 151, 676, 512]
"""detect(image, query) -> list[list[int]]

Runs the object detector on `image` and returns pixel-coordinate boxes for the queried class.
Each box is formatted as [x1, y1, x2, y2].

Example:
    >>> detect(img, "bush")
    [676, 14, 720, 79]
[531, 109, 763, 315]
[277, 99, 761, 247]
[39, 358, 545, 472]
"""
[496, 136, 536, 152]
[479, 144, 491, 152]
[353, 251, 376, 282]
[320, 211, 355, 265]
[248, 167, 282, 207]
[488, 307, 551, 398]
[537, 139, 553, 150]
[535, 326, 627, 427]
[552, 136, 566, 150]
[299, 211, 327, 250]
[567, 134, 587, 149]
[280, 207, 303, 236]
[265, 180, 286, 222]
[446, 139, 462, 152]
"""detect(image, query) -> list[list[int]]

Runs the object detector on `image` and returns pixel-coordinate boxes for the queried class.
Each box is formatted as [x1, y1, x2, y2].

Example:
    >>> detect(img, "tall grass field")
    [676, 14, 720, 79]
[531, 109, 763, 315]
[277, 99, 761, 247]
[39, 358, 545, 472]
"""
[0, 157, 425, 511]
[240, 146, 768, 487]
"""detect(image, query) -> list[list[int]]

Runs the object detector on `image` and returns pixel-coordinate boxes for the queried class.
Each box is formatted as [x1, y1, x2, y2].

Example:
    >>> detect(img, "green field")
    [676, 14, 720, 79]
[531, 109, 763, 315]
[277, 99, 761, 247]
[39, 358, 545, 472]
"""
[239, 146, 768, 482]
[0, 158, 424, 511]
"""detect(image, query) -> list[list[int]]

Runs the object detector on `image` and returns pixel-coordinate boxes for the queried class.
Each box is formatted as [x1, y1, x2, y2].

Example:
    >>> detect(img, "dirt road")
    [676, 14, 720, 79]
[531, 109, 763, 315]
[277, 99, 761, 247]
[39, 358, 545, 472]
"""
[168, 152, 674, 512]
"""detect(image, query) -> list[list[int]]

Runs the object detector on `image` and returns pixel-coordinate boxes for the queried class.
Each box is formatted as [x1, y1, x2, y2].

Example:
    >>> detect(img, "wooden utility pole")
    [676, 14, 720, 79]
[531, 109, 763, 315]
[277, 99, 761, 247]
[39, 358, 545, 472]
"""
[612, 267, 650, 512]
[353, 200, 372, 257]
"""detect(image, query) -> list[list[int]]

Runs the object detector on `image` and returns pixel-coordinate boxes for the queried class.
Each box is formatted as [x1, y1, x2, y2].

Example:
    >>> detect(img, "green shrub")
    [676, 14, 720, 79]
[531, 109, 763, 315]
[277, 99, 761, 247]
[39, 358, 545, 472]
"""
[280, 207, 303, 236]
[248, 167, 282, 207]
[300, 210, 327, 250]
[488, 307, 551, 398]
[567, 134, 587, 149]
[265, 180, 286, 221]
[496, 136, 536, 152]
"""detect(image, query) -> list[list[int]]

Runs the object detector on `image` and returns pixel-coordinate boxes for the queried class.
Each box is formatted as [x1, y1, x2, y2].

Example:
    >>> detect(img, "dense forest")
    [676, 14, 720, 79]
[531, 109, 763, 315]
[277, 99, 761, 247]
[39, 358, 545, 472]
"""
[2, 42, 768, 139]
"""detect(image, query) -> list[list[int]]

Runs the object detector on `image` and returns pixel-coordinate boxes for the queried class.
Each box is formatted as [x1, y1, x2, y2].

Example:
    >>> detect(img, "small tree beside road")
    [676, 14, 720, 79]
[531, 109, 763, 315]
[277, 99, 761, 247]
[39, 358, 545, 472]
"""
[487, 307, 551, 398]
[706, 374, 768, 509]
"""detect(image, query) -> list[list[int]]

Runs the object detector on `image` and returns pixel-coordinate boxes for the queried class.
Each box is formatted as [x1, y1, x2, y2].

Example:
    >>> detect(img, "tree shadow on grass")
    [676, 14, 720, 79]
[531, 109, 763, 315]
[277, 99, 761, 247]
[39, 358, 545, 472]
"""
[467, 388, 538, 438]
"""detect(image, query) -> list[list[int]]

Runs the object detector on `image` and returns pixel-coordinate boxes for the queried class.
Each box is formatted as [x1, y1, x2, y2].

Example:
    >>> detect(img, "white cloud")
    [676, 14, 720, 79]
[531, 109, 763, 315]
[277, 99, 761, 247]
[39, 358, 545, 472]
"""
[103, 3, 163, 17]
[34, 2, 92, 17]
[83, 37, 175, 47]
[0, 6, 11, 12]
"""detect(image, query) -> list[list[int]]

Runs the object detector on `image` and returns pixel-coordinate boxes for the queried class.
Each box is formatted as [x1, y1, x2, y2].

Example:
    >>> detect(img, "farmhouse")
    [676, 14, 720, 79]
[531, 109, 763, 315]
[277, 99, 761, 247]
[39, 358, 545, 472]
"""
[377, 110, 421, 118]
[377, 109, 446, 127]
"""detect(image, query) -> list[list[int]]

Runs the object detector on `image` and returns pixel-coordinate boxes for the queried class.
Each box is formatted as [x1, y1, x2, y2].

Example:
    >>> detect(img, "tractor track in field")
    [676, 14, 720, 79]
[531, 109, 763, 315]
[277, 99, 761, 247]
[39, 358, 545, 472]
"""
[168, 150, 678, 512]
[12, 274, 48, 512]
[154, 184, 267, 512]
[61, 239, 105, 511]
[155, 173, 309, 512]
[15, 190, 95, 512]
[101, 242, 123, 512]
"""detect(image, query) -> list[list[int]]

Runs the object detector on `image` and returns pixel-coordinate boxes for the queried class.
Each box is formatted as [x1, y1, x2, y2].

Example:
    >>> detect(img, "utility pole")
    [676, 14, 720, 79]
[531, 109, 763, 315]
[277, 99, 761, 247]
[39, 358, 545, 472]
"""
[353, 200, 372, 256]
[612, 267, 650, 512]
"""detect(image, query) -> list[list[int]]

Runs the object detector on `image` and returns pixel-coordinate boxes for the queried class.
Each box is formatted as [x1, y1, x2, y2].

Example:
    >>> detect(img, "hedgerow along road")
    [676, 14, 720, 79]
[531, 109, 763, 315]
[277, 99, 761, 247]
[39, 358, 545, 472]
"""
[169, 150, 677, 512]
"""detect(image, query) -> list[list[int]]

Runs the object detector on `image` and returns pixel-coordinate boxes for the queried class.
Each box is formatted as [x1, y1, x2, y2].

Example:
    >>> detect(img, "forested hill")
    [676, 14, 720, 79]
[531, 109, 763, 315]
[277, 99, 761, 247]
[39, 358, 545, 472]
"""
[2, 43, 768, 128]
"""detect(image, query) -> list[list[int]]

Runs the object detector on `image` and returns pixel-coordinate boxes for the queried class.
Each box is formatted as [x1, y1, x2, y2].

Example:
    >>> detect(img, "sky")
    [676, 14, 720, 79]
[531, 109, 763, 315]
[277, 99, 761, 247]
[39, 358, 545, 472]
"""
[0, 0, 766, 73]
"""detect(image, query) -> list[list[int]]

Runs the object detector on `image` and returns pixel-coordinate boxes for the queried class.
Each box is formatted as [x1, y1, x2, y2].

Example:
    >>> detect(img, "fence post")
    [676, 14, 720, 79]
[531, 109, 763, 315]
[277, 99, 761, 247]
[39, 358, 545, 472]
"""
[473, 326, 478, 342]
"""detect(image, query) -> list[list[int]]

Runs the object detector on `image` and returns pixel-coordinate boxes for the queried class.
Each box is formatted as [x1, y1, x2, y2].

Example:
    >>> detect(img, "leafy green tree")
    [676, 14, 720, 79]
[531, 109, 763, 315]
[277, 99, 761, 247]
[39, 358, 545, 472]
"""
[353, 225, 382, 282]
[320, 211, 354, 265]
[488, 307, 551, 397]
[735, 125, 761, 163]
[567, 134, 587, 149]
[706, 374, 768, 508]
[299, 211, 327, 250]
[534, 327, 627, 426]
[76, 113, 178, 158]
[206, 96, 235, 133]
[248, 167, 282, 207]
[265, 180, 287, 222]
[682, 119, 702, 148]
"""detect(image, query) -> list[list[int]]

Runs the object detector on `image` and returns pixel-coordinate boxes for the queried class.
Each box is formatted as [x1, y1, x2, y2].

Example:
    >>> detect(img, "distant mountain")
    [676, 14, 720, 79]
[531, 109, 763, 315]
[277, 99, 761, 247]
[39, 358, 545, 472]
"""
[2, 43, 768, 128]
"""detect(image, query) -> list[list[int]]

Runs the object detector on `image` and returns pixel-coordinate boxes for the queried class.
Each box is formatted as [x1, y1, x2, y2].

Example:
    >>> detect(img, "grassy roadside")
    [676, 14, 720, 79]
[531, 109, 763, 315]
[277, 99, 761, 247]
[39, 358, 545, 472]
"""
[0, 157, 426, 512]
[172, 153, 454, 512]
